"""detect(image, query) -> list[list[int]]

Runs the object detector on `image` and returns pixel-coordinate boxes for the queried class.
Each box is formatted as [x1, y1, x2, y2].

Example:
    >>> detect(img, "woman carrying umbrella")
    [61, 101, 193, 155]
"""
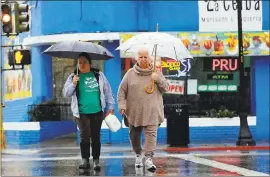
[117, 49, 169, 171]
[63, 52, 115, 171]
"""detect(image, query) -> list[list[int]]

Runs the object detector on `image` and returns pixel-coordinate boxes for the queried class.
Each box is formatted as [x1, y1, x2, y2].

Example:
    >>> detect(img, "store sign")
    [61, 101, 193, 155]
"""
[162, 60, 180, 71]
[207, 74, 234, 80]
[166, 79, 198, 95]
[212, 58, 238, 71]
[198, 0, 262, 32]
[198, 85, 238, 92]
[162, 59, 191, 78]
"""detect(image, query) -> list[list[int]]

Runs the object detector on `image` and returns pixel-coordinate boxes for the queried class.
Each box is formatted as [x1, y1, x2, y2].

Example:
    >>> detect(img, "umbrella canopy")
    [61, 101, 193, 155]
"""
[116, 32, 193, 61]
[43, 40, 114, 60]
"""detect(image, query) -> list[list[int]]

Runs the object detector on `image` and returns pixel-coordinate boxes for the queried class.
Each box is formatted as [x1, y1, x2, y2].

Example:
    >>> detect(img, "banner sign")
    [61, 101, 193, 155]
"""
[178, 31, 270, 57]
[198, 0, 262, 32]
[166, 79, 198, 95]
[119, 31, 269, 58]
[198, 84, 237, 92]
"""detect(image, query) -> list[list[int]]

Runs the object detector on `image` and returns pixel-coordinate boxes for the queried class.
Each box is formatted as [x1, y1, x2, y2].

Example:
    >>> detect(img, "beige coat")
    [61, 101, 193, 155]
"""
[117, 64, 169, 127]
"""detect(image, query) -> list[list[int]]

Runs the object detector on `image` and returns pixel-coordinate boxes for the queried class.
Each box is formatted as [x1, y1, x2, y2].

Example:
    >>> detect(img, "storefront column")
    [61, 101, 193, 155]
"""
[31, 46, 53, 101]
[103, 40, 122, 143]
[254, 56, 270, 141]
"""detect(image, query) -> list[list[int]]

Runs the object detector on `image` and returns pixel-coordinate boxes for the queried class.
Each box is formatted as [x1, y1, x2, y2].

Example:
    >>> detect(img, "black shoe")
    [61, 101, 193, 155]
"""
[79, 158, 90, 169]
[93, 159, 101, 171]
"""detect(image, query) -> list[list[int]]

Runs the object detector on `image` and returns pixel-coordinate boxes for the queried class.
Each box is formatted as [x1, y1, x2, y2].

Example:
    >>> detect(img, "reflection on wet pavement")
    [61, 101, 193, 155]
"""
[1, 145, 270, 176]
[204, 154, 270, 174]
[1, 157, 247, 176]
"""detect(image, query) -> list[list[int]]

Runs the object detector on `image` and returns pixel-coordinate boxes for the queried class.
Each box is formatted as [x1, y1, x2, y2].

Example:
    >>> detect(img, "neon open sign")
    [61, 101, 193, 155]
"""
[212, 58, 238, 71]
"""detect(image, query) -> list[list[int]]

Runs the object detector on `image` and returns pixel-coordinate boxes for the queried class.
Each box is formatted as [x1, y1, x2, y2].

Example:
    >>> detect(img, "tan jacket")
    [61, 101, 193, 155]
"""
[117, 64, 169, 127]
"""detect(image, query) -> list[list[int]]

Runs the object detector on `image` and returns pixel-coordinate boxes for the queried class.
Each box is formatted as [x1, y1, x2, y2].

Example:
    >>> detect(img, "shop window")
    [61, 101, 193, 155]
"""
[121, 56, 252, 118]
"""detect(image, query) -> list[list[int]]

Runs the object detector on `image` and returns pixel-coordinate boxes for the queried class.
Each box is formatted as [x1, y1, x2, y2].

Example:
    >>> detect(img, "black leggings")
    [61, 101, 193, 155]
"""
[75, 111, 103, 160]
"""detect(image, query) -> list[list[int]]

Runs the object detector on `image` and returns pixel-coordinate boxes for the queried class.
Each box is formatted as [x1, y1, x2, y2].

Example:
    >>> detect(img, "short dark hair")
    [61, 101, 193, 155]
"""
[78, 52, 92, 64]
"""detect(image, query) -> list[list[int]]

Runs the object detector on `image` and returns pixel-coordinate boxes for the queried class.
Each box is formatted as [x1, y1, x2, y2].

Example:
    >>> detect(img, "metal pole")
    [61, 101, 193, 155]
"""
[0, 0, 6, 150]
[236, 0, 255, 146]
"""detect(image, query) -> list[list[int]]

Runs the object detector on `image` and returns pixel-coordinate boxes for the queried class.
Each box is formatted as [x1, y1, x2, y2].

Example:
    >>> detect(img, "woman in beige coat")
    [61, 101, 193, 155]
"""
[117, 49, 169, 171]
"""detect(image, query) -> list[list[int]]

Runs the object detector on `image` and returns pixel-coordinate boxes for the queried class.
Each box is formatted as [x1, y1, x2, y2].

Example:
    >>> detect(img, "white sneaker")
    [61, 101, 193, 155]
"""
[135, 154, 144, 168]
[145, 170, 156, 176]
[145, 158, 156, 171]
[135, 167, 144, 176]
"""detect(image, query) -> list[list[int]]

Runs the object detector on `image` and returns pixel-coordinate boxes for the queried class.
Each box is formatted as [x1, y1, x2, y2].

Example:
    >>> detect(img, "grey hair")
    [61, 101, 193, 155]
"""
[135, 48, 150, 60]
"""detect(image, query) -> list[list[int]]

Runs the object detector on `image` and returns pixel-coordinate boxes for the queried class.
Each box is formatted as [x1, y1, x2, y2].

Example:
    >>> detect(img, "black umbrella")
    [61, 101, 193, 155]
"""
[43, 40, 114, 60]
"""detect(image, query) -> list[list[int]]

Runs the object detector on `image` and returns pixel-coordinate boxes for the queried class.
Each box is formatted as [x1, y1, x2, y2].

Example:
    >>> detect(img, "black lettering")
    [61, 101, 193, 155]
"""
[232, 0, 238, 10]
[223, 0, 230, 11]
[254, 0, 260, 10]
[215, 2, 219, 11]
[202, 17, 206, 22]
[246, 0, 251, 10]
[206, 0, 214, 11]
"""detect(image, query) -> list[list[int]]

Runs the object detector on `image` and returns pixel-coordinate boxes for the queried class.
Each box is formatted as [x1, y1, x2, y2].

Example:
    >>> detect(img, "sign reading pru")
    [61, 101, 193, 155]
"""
[212, 58, 238, 71]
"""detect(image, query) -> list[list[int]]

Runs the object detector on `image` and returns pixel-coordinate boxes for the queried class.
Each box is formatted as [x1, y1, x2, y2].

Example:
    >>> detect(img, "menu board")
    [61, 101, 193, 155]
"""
[119, 31, 270, 58]
[177, 31, 270, 57]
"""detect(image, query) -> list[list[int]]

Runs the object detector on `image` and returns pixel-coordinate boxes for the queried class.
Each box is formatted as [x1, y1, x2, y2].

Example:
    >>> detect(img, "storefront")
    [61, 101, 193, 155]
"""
[2, 1, 269, 145]
[120, 31, 269, 117]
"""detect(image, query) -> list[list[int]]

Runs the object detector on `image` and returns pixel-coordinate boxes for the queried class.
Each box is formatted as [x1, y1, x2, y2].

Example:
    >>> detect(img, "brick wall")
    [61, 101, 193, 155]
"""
[76, 117, 257, 144]
[78, 126, 257, 145]
[4, 121, 77, 146]
[40, 121, 77, 141]
[3, 98, 33, 122]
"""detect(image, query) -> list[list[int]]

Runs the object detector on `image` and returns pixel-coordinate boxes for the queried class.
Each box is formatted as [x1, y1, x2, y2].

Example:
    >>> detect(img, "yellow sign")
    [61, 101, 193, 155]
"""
[15, 51, 23, 64]
[161, 61, 180, 71]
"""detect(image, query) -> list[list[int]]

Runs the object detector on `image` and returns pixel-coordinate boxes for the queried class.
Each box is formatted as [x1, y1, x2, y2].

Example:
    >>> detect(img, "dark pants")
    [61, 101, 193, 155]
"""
[74, 111, 103, 160]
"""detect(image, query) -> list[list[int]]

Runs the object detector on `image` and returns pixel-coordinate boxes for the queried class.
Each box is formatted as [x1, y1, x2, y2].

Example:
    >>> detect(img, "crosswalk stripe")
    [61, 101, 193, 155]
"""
[172, 154, 269, 176]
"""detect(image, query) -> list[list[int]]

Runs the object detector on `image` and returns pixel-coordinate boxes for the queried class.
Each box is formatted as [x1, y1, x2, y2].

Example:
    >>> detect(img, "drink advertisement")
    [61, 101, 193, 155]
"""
[178, 31, 269, 57]
[119, 31, 269, 58]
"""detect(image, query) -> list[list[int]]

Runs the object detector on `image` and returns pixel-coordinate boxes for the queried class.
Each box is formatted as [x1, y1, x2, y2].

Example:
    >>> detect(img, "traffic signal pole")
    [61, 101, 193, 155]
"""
[0, 1, 6, 150]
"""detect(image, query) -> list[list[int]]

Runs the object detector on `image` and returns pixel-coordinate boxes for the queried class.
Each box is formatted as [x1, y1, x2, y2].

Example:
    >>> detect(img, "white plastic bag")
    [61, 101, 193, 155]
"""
[104, 114, 121, 132]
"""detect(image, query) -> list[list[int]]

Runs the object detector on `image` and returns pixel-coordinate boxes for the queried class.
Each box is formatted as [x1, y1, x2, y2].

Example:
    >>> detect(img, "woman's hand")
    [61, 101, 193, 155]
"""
[107, 109, 114, 115]
[72, 75, 79, 86]
[151, 72, 158, 81]
[120, 109, 125, 115]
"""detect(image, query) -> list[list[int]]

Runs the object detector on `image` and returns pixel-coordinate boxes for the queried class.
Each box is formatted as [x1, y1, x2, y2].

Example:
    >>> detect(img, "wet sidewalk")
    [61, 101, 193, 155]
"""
[1, 134, 270, 176]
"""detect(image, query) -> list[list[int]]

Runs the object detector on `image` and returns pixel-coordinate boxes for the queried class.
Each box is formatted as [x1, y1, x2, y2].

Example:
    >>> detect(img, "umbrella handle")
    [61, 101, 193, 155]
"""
[144, 43, 158, 94]
[76, 61, 79, 75]
[144, 79, 155, 94]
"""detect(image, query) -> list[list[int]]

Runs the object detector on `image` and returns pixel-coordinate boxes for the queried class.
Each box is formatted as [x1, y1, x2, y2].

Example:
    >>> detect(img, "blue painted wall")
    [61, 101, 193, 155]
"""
[254, 56, 270, 141]
[5, 121, 76, 147]
[34, 1, 269, 33]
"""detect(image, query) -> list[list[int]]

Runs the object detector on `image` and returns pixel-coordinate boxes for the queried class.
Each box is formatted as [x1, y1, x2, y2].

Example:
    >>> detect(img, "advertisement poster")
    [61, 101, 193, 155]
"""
[119, 31, 269, 58]
[198, 0, 262, 32]
[3, 39, 32, 101]
[161, 58, 191, 78]
[178, 31, 269, 57]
